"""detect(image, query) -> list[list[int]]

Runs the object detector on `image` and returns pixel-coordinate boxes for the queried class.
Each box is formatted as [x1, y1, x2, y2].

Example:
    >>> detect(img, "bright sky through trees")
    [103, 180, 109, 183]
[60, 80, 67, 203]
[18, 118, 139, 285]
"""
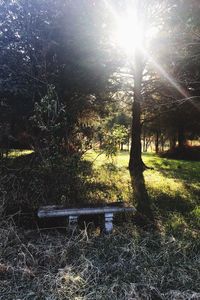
[104, 0, 158, 55]
[114, 12, 144, 55]
[104, 0, 191, 101]
[112, 11, 158, 56]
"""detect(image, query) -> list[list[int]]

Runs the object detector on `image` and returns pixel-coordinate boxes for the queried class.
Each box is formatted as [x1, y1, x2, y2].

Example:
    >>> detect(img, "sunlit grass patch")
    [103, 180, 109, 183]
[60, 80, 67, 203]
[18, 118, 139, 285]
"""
[84, 151, 200, 202]
[7, 149, 34, 157]
[192, 206, 200, 219]
[84, 150, 200, 236]
[84, 149, 130, 168]
[191, 206, 200, 229]
[85, 162, 132, 203]
[145, 169, 190, 198]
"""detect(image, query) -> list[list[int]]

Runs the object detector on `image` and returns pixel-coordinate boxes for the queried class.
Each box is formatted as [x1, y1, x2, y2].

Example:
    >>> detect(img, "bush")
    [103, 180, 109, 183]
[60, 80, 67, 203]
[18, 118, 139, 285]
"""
[0, 153, 94, 221]
[160, 146, 200, 161]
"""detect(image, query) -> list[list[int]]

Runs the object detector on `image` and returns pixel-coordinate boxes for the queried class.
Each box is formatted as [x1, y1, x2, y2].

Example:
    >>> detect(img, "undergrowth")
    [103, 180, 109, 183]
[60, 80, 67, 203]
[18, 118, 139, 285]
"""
[0, 215, 200, 299]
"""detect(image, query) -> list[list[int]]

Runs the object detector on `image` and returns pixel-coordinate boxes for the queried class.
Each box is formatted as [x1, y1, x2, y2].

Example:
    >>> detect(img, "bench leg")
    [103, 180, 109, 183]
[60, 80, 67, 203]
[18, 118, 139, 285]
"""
[104, 213, 113, 234]
[68, 215, 78, 229]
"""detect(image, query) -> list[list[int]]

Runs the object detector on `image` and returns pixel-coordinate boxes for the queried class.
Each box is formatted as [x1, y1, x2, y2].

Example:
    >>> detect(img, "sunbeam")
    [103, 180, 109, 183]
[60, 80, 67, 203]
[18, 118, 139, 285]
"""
[141, 48, 190, 99]
[103, 0, 192, 103]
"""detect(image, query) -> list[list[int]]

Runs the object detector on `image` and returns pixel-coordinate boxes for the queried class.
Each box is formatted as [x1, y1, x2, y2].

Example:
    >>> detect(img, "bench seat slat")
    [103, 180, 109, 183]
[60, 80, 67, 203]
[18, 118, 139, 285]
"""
[38, 206, 135, 218]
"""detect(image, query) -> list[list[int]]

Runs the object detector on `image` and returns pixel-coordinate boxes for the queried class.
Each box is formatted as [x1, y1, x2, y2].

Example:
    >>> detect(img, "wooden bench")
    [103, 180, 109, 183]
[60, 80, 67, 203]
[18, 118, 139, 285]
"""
[38, 205, 135, 233]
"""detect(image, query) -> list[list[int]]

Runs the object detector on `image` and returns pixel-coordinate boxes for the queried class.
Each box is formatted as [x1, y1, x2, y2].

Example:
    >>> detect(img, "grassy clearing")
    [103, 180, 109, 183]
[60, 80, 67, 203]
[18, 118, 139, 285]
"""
[84, 150, 200, 237]
[2, 149, 200, 236]
[0, 150, 200, 299]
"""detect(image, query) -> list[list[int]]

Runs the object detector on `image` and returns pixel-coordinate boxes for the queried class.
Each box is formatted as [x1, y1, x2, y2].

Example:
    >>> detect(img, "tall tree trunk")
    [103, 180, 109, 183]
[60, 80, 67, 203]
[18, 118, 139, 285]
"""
[142, 130, 146, 152]
[160, 135, 165, 152]
[128, 55, 153, 219]
[178, 126, 186, 149]
[169, 134, 176, 151]
[155, 130, 159, 153]
[127, 136, 130, 151]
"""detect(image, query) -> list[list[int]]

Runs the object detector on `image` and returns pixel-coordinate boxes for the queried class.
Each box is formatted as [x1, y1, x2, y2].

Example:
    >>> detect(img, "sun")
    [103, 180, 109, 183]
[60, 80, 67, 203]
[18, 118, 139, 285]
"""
[114, 16, 144, 55]
[111, 10, 159, 56]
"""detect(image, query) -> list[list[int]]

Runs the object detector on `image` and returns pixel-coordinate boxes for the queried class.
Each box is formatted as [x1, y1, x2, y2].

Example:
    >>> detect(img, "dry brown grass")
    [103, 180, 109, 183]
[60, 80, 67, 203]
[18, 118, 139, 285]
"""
[0, 214, 200, 300]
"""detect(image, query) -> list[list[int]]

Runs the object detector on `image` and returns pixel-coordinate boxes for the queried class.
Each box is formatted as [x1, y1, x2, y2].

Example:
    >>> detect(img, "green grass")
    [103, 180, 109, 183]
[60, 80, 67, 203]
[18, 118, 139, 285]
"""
[3, 148, 200, 237]
[84, 150, 200, 199]
[1, 149, 34, 157]
[84, 150, 200, 237]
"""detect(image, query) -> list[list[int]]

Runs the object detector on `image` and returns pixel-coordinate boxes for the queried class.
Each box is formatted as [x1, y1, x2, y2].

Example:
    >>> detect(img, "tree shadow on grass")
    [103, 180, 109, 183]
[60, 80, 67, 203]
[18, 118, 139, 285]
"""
[148, 156, 200, 183]
[153, 193, 194, 215]
[146, 156, 200, 210]
[143, 156, 200, 237]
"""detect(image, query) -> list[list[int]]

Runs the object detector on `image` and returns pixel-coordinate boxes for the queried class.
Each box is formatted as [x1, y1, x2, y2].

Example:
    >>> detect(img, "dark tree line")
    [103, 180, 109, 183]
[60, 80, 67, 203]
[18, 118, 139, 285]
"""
[0, 0, 114, 153]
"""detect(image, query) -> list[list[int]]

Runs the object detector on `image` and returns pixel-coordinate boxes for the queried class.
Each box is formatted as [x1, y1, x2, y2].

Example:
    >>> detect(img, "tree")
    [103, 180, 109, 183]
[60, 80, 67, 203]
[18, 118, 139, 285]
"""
[121, 1, 168, 219]
[0, 0, 115, 154]
[144, 0, 200, 152]
[96, 0, 169, 220]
